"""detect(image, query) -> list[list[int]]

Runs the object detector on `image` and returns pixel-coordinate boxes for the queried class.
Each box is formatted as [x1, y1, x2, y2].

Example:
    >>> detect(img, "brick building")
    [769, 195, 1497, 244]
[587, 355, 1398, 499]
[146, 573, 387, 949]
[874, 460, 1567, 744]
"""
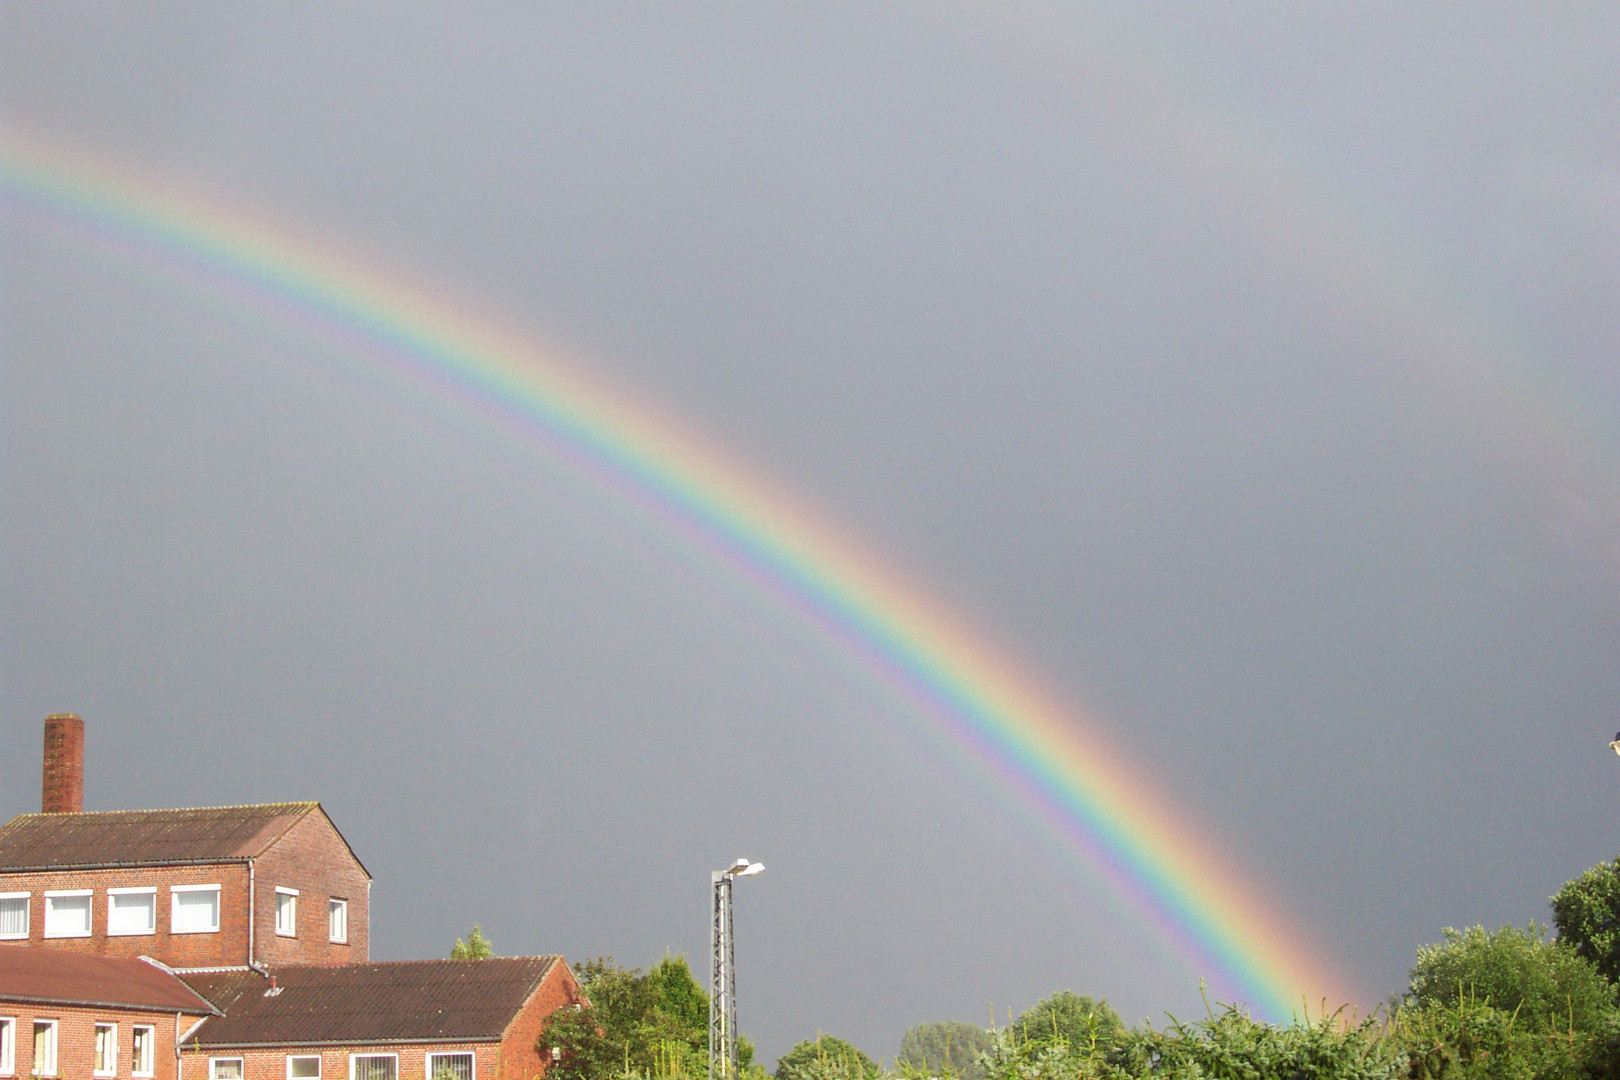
[0, 802, 370, 970]
[0, 949, 218, 1080]
[176, 958, 577, 1080]
[0, 717, 583, 1080]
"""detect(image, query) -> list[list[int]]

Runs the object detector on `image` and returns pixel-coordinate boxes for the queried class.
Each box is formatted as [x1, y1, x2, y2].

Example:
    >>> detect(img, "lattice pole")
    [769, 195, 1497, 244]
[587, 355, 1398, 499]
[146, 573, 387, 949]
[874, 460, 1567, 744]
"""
[709, 870, 733, 1080]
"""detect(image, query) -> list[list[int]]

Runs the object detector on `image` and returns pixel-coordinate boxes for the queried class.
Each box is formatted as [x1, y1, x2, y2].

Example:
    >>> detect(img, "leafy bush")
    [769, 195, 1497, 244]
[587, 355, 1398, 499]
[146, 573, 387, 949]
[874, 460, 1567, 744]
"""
[898, 1021, 995, 1080]
[774, 1035, 879, 1080]
[975, 1003, 1399, 1080]
[1406, 925, 1615, 1035]
[1011, 993, 1124, 1055]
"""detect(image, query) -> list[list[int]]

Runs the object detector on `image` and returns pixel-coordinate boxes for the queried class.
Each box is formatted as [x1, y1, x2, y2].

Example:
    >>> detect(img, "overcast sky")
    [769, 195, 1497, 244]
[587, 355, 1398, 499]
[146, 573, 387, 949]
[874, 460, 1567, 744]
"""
[5, 2, 1620, 1064]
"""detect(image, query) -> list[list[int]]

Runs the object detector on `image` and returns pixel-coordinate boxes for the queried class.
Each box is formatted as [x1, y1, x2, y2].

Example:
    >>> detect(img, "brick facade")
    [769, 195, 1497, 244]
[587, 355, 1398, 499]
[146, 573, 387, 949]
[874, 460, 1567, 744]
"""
[499, 960, 583, 1080]
[0, 864, 251, 969]
[251, 809, 369, 966]
[182, 1040, 506, 1080]
[0, 1001, 201, 1080]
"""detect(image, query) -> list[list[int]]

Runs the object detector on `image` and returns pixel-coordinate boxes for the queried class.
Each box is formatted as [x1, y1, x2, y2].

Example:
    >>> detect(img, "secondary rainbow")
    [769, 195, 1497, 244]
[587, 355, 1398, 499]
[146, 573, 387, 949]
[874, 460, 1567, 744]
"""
[0, 130, 1349, 1019]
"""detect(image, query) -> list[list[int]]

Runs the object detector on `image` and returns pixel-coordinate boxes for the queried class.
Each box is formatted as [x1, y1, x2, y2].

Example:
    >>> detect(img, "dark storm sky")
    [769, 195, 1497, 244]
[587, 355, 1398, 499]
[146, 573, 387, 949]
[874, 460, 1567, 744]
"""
[5, 3, 1620, 1064]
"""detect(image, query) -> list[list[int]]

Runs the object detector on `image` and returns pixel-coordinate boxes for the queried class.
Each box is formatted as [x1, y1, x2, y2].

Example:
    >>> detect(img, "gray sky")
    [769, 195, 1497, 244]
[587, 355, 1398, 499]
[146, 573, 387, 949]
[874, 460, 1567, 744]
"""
[5, 1, 1620, 1063]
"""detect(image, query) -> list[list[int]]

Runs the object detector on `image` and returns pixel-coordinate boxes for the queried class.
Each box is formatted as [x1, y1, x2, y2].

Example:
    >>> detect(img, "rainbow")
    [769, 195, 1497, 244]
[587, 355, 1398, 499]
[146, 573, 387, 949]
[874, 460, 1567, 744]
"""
[0, 128, 1349, 1019]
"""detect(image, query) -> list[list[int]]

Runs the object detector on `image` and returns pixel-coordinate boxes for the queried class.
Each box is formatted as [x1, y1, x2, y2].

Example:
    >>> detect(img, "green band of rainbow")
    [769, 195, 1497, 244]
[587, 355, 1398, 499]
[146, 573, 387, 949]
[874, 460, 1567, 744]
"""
[1, 130, 1351, 1019]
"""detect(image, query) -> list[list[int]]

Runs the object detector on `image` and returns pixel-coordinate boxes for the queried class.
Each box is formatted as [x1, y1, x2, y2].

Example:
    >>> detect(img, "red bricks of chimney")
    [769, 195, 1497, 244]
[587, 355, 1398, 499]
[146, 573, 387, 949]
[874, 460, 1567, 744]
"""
[42, 713, 85, 814]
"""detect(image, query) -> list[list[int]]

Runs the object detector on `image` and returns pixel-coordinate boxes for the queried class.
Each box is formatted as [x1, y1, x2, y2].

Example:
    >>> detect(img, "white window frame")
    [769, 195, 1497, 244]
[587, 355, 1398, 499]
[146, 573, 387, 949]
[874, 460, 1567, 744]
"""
[328, 898, 348, 943]
[130, 1026, 154, 1079]
[93, 1023, 117, 1077]
[348, 1053, 397, 1080]
[171, 884, 222, 934]
[425, 1051, 475, 1080]
[208, 1058, 243, 1080]
[41, 891, 91, 939]
[287, 1055, 321, 1080]
[108, 886, 158, 936]
[0, 893, 27, 940]
[0, 1016, 15, 1076]
[275, 887, 298, 937]
[30, 1020, 56, 1078]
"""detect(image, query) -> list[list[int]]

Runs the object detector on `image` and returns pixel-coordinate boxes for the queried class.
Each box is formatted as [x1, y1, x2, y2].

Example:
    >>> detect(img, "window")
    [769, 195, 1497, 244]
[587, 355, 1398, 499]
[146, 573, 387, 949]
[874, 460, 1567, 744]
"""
[42, 892, 90, 938]
[130, 1027, 154, 1079]
[288, 1056, 321, 1080]
[30, 1022, 55, 1078]
[171, 885, 221, 933]
[209, 1059, 243, 1080]
[350, 1055, 396, 1080]
[275, 887, 298, 937]
[328, 898, 347, 943]
[0, 894, 26, 939]
[1, 1017, 14, 1076]
[108, 887, 157, 936]
[94, 1025, 117, 1077]
[426, 1053, 473, 1080]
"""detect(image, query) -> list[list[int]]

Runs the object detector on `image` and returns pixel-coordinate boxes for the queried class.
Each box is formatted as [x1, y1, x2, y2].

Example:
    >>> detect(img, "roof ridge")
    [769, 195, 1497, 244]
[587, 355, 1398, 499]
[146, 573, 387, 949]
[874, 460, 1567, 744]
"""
[264, 955, 560, 970]
[4, 801, 319, 819]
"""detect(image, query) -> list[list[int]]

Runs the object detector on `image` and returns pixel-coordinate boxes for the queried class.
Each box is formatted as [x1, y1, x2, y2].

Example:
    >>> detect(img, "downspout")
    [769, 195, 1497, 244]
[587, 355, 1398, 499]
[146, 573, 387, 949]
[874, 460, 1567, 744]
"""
[247, 857, 269, 975]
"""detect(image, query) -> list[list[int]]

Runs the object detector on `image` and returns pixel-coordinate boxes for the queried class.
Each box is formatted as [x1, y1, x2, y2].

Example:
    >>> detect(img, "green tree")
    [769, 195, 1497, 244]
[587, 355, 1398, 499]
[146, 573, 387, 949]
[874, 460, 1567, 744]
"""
[975, 1004, 1399, 1080]
[1553, 857, 1620, 986]
[1010, 992, 1124, 1054]
[1406, 925, 1615, 1034]
[540, 955, 757, 1080]
[897, 1021, 994, 1080]
[774, 1035, 878, 1080]
[449, 925, 495, 959]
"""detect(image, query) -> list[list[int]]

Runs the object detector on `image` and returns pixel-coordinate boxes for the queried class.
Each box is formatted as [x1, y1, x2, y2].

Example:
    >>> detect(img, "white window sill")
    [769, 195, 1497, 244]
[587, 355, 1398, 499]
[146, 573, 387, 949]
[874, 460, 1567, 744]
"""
[171, 927, 220, 935]
[41, 931, 91, 939]
[109, 928, 157, 937]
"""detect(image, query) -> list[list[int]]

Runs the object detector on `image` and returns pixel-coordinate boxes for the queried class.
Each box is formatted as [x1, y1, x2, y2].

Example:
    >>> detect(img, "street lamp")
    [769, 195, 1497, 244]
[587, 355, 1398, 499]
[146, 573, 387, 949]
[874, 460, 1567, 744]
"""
[710, 859, 765, 1080]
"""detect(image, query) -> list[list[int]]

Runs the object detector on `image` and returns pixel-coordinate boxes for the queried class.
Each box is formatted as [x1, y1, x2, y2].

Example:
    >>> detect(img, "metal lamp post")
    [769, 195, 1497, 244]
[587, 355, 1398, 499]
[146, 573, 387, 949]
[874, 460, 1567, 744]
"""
[710, 858, 764, 1080]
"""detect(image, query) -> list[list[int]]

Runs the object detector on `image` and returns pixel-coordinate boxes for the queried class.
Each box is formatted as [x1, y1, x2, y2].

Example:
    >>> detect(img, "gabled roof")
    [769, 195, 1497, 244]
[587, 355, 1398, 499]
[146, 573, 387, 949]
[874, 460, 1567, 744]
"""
[0, 950, 219, 1014]
[0, 803, 324, 870]
[182, 958, 564, 1047]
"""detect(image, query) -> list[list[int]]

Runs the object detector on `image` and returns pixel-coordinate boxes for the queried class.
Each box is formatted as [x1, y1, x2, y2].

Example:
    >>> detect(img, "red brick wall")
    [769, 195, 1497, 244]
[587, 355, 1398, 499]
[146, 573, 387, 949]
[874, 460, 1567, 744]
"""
[498, 961, 582, 1080]
[0, 865, 251, 970]
[180, 1042, 503, 1080]
[251, 810, 370, 966]
[0, 999, 198, 1080]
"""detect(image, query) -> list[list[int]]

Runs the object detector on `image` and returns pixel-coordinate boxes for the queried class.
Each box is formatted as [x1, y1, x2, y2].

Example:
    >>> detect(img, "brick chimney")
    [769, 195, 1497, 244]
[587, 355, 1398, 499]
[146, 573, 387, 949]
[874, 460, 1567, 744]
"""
[42, 713, 85, 814]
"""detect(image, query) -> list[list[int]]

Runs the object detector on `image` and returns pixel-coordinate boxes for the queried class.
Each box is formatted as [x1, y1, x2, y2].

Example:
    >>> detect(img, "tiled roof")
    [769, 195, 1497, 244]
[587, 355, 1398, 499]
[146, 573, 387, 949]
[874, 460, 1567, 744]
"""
[183, 958, 563, 1047]
[0, 949, 219, 1013]
[0, 804, 320, 869]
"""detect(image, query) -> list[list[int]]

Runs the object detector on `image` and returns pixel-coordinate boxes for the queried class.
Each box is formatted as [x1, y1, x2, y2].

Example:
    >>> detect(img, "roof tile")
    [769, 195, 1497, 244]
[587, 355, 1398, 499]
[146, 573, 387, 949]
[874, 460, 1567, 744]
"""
[0, 949, 218, 1013]
[183, 958, 562, 1047]
[0, 804, 319, 869]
